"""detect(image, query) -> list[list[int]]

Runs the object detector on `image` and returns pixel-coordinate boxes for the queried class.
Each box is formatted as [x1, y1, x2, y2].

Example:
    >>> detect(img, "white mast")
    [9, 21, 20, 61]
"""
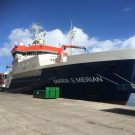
[30, 23, 46, 45]
[69, 20, 76, 55]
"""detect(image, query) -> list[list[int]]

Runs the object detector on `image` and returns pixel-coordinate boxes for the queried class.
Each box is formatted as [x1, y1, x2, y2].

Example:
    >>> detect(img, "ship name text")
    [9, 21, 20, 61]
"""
[53, 76, 103, 84]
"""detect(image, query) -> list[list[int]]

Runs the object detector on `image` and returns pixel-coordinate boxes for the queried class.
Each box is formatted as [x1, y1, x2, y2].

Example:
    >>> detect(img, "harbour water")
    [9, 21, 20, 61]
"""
[127, 93, 135, 106]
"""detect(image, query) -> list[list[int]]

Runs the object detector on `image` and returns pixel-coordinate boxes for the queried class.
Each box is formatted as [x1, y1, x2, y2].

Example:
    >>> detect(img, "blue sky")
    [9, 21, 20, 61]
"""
[0, 0, 135, 39]
[0, 0, 135, 72]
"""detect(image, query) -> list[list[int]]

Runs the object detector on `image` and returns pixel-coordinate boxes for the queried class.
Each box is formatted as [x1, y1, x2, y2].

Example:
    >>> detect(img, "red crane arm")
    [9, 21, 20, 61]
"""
[60, 45, 86, 51]
[56, 44, 86, 63]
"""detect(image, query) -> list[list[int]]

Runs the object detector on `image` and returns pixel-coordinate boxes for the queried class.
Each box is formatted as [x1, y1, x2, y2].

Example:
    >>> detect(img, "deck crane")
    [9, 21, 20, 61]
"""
[56, 45, 86, 62]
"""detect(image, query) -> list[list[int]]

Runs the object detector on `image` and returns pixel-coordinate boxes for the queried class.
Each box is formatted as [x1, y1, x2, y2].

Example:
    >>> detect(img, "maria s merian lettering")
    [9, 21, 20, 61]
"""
[53, 76, 103, 84]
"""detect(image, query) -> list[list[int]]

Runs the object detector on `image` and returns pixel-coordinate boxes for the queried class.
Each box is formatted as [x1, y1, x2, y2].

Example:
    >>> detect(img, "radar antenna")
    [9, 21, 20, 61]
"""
[30, 23, 45, 45]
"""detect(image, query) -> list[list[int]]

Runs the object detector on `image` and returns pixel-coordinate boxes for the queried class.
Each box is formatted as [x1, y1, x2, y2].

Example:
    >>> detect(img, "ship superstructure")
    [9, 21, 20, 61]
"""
[2, 23, 135, 105]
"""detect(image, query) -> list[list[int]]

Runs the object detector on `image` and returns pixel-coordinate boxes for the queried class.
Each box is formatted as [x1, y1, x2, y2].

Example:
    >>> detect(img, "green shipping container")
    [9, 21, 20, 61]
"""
[33, 90, 46, 99]
[33, 87, 60, 99]
[45, 87, 60, 99]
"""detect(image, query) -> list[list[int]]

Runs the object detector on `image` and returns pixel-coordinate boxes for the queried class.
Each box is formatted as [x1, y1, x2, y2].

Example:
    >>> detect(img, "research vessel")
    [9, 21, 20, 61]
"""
[1, 23, 135, 105]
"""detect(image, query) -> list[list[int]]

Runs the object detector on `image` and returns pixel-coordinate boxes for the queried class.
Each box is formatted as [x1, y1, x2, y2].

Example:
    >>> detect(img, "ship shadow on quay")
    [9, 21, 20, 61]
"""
[101, 108, 135, 117]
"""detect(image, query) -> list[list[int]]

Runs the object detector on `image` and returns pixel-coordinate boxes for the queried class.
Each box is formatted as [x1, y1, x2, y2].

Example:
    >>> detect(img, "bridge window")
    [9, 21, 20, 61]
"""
[4, 75, 7, 79]
[12, 51, 27, 57]
[13, 51, 57, 57]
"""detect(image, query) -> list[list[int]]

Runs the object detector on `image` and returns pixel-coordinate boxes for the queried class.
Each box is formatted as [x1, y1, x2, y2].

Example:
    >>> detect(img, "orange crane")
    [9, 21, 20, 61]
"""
[56, 45, 86, 62]
[60, 45, 86, 51]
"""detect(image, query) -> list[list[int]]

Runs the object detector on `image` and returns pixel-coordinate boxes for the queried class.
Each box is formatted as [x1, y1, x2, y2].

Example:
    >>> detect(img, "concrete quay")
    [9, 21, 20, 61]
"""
[0, 92, 135, 135]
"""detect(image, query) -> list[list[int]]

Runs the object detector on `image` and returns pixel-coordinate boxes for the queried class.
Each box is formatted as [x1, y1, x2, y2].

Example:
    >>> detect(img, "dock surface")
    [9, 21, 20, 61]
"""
[0, 92, 135, 135]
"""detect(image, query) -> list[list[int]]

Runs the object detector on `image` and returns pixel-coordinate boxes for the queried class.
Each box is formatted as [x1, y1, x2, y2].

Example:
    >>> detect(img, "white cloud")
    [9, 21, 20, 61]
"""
[0, 28, 33, 57]
[0, 43, 12, 57]
[123, 7, 132, 12]
[8, 28, 33, 45]
[121, 36, 135, 48]
[0, 26, 135, 57]
[44, 29, 68, 46]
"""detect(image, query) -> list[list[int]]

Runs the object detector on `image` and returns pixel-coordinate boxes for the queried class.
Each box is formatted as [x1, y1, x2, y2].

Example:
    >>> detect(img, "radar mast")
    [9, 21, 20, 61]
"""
[30, 23, 46, 45]
[69, 21, 76, 54]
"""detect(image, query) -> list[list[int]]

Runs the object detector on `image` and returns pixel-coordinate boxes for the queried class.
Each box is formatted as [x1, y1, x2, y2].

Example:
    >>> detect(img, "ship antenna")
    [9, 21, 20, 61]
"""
[69, 20, 76, 54]
[30, 23, 45, 45]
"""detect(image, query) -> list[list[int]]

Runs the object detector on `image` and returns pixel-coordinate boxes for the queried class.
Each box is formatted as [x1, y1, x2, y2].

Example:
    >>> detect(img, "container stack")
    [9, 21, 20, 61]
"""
[33, 87, 60, 99]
